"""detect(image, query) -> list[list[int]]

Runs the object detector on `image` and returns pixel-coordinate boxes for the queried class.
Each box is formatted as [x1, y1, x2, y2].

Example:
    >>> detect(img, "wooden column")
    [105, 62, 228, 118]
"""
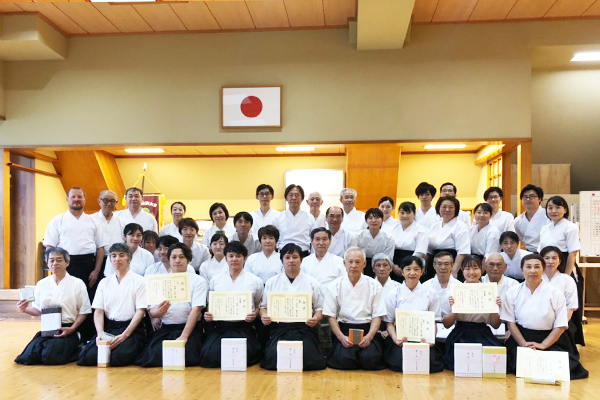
[517, 140, 533, 215]
[346, 144, 400, 211]
[1, 149, 10, 289]
[501, 154, 512, 213]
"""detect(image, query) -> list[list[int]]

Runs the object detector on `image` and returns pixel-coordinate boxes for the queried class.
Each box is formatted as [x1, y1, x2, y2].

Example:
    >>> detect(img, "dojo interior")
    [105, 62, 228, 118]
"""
[2, 0, 600, 397]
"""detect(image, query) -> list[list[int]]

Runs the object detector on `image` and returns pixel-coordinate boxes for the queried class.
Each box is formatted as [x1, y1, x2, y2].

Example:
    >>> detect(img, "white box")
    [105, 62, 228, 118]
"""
[277, 341, 303, 372]
[221, 338, 247, 371]
[163, 340, 186, 371]
[402, 342, 430, 375]
[454, 343, 483, 378]
[482, 346, 506, 378]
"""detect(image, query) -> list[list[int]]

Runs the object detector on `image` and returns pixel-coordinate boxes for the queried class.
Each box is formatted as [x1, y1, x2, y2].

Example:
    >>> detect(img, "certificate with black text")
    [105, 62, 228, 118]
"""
[209, 291, 253, 321]
[267, 292, 312, 322]
[146, 272, 191, 305]
[451, 282, 498, 314]
[395, 309, 436, 344]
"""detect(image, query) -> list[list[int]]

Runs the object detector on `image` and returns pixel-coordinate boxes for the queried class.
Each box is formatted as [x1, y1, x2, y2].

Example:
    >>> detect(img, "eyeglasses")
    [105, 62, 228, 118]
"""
[100, 199, 117, 205]
[487, 195, 501, 200]
[257, 191, 272, 198]
[522, 195, 538, 201]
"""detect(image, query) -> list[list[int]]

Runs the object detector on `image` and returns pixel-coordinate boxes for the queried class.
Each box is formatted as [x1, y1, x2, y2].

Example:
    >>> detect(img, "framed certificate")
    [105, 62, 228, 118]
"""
[267, 292, 312, 323]
[451, 282, 499, 314]
[209, 291, 253, 321]
[395, 309, 436, 344]
[145, 272, 191, 305]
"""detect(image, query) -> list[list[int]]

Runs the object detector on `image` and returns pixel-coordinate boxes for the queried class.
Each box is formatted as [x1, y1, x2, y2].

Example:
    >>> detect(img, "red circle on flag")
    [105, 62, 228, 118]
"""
[240, 96, 263, 118]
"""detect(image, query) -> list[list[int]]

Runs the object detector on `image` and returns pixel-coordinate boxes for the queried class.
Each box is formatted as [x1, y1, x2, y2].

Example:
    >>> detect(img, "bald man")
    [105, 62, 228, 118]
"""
[92, 190, 126, 263]
[480, 253, 519, 303]
[325, 206, 357, 258]
[307, 192, 326, 228]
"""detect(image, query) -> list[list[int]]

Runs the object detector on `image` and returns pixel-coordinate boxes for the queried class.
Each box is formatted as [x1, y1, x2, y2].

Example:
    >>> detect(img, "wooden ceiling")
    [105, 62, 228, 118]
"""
[0, 0, 598, 37]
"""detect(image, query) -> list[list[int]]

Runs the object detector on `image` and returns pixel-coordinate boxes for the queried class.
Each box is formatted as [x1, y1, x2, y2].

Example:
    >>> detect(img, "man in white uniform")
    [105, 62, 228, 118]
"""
[251, 184, 281, 236]
[414, 182, 441, 230]
[481, 253, 519, 302]
[115, 187, 158, 233]
[302, 228, 346, 291]
[92, 190, 125, 273]
[325, 206, 357, 257]
[422, 251, 460, 319]
[44, 187, 107, 297]
[340, 188, 367, 234]
[440, 182, 471, 227]
[307, 191, 326, 228]
[514, 184, 551, 252]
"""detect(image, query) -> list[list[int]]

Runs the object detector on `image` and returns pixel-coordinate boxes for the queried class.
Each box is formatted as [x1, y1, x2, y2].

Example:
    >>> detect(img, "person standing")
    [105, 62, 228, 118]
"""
[307, 192, 326, 228]
[159, 201, 186, 241]
[251, 184, 281, 236]
[115, 187, 158, 233]
[92, 190, 125, 277]
[325, 206, 357, 258]
[340, 188, 367, 234]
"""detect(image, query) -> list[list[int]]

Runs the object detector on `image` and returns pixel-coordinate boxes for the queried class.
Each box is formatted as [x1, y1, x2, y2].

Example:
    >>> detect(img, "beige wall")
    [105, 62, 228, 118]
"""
[532, 68, 600, 193]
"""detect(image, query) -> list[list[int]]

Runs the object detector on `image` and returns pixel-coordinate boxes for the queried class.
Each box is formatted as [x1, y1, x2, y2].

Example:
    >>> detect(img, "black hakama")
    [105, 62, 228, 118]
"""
[327, 322, 386, 370]
[15, 324, 80, 365]
[384, 340, 444, 373]
[562, 252, 585, 346]
[77, 319, 146, 366]
[364, 258, 374, 278]
[443, 321, 500, 370]
[506, 324, 588, 380]
[260, 322, 326, 371]
[136, 323, 203, 367]
[199, 321, 263, 368]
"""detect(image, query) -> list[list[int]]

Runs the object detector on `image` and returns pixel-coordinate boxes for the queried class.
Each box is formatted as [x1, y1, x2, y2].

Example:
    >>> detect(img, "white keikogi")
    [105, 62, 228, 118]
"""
[159, 222, 183, 242]
[322, 274, 386, 323]
[341, 208, 367, 235]
[469, 223, 501, 258]
[514, 206, 551, 252]
[328, 228, 357, 258]
[260, 270, 323, 311]
[201, 224, 236, 246]
[272, 209, 315, 252]
[374, 277, 400, 304]
[189, 242, 211, 273]
[481, 274, 519, 303]
[251, 208, 281, 236]
[245, 251, 284, 285]
[301, 252, 345, 291]
[104, 247, 155, 277]
[427, 218, 471, 255]
[91, 211, 126, 254]
[421, 275, 461, 318]
[356, 229, 395, 259]
[114, 209, 158, 233]
[144, 261, 195, 276]
[383, 282, 440, 323]
[209, 269, 264, 312]
[199, 257, 228, 283]
[490, 211, 515, 234]
[390, 222, 429, 255]
[229, 232, 262, 256]
[381, 218, 400, 233]
[501, 249, 532, 281]
[150, 273, 208, 324]
[43, 211, 107, 255]
[33, 273, 92, 324]
[415, 207, 441, 231]
[537, 218, 581, 254]
[542, 273, 578, 311]
[92, 270, 147, 321]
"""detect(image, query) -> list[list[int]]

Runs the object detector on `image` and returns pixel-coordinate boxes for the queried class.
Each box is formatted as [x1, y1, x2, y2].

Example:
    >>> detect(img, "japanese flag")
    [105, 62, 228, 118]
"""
[222, 86, 281, 128]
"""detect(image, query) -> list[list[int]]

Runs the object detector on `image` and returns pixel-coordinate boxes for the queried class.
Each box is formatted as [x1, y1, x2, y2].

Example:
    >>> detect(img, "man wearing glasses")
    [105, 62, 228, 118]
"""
[92, 190, 126, 274]
[251, 184, 281, 236]
[514, 184, 550, 252]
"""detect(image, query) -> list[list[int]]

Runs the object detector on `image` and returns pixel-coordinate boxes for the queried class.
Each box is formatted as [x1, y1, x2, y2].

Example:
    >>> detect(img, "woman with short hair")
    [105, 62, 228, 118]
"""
[104, 223, 154, 276]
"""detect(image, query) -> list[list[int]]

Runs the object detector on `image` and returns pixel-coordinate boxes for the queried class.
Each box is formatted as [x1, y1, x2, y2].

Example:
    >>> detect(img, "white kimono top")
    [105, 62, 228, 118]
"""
[114, 209, 158, 233]
[44, 211, 107, 255]
[501, 249, 532, 281]
[390, 222, 429, 254]
[91, 211, 126, 253]
[490, 210, 515, 234]
[260, 270, 323, 313]
[190, 242, 211, 273]
[328, 228, 358, 258]
[209, 269, 264, 312]
[542, 272, 578, 310]
[301, 252, 345, 291]
[229, 232, 262, 256]
[251, 208, 281, 236]
[415, 207, 441, 230]
[422, 275, 460, 318]
[199, 257, 228, 283]
[341, 208, 368, 235]
[322, 274, 386, 324]
[150, 273, 208, 325]
[470, 223, 501, 257]
[501, 281, 568, 330]
[201, 224, 236, 247]
[427, 218, 471, 255]
[33, 273, 92, 324]
[159, 222, 183, 242]
[381, 217, 400, 233]
[104, 246, 154, 277]
[92, 270, 146, 321]
[245, 251, 284, 285]
[356, 229, 395, 258]
[273, 209, 315, 252]
[538, 218, 581, 254]
[514, 206, 550, 251]
[383, 282, 440, 323]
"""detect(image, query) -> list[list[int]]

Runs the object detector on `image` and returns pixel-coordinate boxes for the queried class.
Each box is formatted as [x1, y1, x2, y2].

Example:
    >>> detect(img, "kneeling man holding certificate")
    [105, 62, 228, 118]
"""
[259, 243, 326, 370]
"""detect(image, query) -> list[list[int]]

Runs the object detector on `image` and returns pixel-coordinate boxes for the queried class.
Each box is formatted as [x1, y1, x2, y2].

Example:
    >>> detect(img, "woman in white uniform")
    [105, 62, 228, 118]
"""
[15, 247, 92, 365]
[470, 203, 501, 262]
[501, 254, 588, 379]
[201, 203, 235, 246]
[78, 243, 147, 366]
[259, 243, 326, 371]
[383, 256, 444, 373]
[499, 231, 531, 282]
[538, 196, 584, 346]
[179, 218, 210, 273]
[145, 235, 193, 276]
[540, 247, 578, 321]
[137, 243, 208, 367]
[356, 208, 395, 278]
[199, 241, 264, 368]
[427, 197, 470, 281]
[229, 211, 261, 256]
[104, 223, 154, 276]
[378, 196, 399, 233]
[389, 202, 429, 282]
[442, 256, 501, 370]
[484, 187, 515, 233]
[245, 225, 283, 285]
[142, 230, 159, 262]
[199, 233, 228, 282]
[158, 201, 185, 241]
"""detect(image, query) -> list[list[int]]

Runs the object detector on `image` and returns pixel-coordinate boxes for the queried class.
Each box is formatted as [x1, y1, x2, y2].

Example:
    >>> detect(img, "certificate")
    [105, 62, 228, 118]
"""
[395, 309, 436, 344]
[209, 291, 252, 321]
[516, 347, 570, 382]
[451, 282, 498, 314]
[145, 272, 191, 305]
[267, 292, 312, 322]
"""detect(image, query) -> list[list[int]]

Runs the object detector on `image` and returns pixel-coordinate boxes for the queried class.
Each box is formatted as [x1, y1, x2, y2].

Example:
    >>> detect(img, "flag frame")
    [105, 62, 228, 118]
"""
[221, 85, 282, 129]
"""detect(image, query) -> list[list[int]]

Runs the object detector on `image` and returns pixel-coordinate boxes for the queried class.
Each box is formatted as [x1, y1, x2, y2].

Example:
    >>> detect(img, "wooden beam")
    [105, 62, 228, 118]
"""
[9, 150, 59, 164]
[517, 140, 533, 215]
[501, 153, 512, 213]
[7, 163, 61, 179]
[1, 149, 10, 289]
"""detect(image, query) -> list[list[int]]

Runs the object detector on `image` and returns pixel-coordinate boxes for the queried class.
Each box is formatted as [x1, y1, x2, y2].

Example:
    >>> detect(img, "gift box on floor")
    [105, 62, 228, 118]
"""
[221, 338, 247, 371]
[482, 346, 506, 378]
[402, 342, 430, 375]
[97, 340, 111, 368]
[454, 343, 482, 378]
[277, 341, 303, 372]
[163, 340, 186, 371]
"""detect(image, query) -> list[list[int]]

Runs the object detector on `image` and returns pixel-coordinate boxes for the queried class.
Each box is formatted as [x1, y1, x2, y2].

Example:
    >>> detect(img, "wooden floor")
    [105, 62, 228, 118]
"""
[1, 317, 600, 400]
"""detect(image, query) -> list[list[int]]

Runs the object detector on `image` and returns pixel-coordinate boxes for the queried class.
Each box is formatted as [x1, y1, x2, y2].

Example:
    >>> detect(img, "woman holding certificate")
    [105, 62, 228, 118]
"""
[259, 243, 326, 370]
[78, 243, 146, 367]
[388, 202, 429, 281]
[137, 243, 208, 367]
[356, 208, 395, 278]
[15, 247, 92, 365]
[427, 197, 470, 281]
[501, 254, 588, 379]
[442, 256, 501, 370]
[469, 203, 501, 262]
[383, 256, 444, 373]
[199, 241, 264, 368]
[104, 223, 155, 277]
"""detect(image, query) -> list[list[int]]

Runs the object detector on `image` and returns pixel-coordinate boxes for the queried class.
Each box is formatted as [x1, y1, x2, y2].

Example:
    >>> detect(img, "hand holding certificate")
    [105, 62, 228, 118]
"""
[209, 291, 253, 321]
[395, 309, 436, 344]
[267, 292, 312, 323]
[146, 272, 191, 306]
[451, 282, 499, 314]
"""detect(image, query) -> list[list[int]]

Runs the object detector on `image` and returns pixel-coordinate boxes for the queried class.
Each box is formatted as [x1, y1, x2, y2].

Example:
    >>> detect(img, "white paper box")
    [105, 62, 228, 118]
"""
[221, 338, 247, 371]
[163, 340, 186, 371]
[402, 343, 430, 375]
[482, 346, 506, 378]
[97, 341, 111, 368]
[454, 343, 482, 378]
[41, 307, 62, 337]
[277, 341, 303, 372]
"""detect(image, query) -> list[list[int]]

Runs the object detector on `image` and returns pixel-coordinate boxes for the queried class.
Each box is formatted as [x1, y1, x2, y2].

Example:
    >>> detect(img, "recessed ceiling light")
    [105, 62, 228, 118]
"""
[124, 148, 165, 154]
[571, 51, 600, 62]
[424, 144, 466, 150]
[275, 146, 316, 152]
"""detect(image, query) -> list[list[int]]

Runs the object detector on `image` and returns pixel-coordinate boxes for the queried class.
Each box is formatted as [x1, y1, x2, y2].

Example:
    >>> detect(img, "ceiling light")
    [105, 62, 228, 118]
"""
[276, 146, 316, 152]
[571, 51, 600, 62]
[424, 144, 466, 150]
[124, 148, 165, 154]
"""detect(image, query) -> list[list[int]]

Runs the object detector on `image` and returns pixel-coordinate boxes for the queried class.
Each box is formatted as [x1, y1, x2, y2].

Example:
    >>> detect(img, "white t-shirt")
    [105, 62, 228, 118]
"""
[104, 246, 155, 276]
[245, 251, 283, 284]
[501, 249, 532, 280]
[341, 208, 367, 235]
[514, 206, 551, 251]
[150, 273, 208, 325]
[209, 269, 264, 312]
[322, 274, 386, 324]
[199, 257, 228, 283]
[501, 281, 568, 330]
[383, 282, 440, 323]
[490, 210, 515, 234]
[91, 211, 126, 253]
[251, 208, 281, 236]
[114, 209, 158, 233]
[415, 207, 441, 230]
[538, 218, 581, 253]
[428, 218, 471, 255]
[390, 222, 429, 254]
[159, 222, 183, 242]
[273, 209, 315, 251]
[260, 270, 323, 313]
[33, 273, 92, 324]
[92, 270, 147, 321]
[356, 229, 395, 258]
[43, 211, 107, 255]
[301, 252, 345, 292]
[470, 223, 501, 258]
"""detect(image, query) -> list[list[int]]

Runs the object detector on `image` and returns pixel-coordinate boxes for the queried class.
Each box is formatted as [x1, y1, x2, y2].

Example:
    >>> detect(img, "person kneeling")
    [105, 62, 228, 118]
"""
[15, 247, 92, 365]
[137, 243, 207, 367]
[77, 243, 146, 367]
[323, 246, 386, 370]
[259, 243, 326, 370]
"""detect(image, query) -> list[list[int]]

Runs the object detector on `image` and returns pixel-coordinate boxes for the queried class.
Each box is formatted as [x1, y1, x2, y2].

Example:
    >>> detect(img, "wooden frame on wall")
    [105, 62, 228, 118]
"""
[221, 85, 282, 129]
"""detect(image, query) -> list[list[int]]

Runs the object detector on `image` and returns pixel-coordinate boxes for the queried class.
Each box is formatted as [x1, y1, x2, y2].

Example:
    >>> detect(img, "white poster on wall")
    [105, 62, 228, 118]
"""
[284, 169, 345, 213]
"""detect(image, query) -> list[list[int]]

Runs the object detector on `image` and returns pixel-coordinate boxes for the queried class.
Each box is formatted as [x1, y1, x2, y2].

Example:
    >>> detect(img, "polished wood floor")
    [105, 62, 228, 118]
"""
[1, 316, 600, 400]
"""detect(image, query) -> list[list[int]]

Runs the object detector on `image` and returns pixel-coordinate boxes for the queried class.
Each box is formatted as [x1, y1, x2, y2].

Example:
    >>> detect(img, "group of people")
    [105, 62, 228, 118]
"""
[13, 182, 588, 379]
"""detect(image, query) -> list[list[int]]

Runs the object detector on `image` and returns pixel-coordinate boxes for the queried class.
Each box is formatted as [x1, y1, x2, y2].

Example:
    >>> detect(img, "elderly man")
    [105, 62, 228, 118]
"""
[44, 187, 107, 295]
[307, 191, 326, 228]
[421, 251, 460, 319]
[259, 243, 326, 371]
[15, 247, 92, 365]
[302, 228, 345, 292]
[323, 246, 386, 370]
[78, 243, 147, 367]
[439, 182, 472, 227]
[251, 184, 281, 236]
[325, 206, 357, 258]
[115, 187, 158, 233]
[481, 253, 519, 303]
[340, 188, 367, 234]
[92, 190, 125, 270]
